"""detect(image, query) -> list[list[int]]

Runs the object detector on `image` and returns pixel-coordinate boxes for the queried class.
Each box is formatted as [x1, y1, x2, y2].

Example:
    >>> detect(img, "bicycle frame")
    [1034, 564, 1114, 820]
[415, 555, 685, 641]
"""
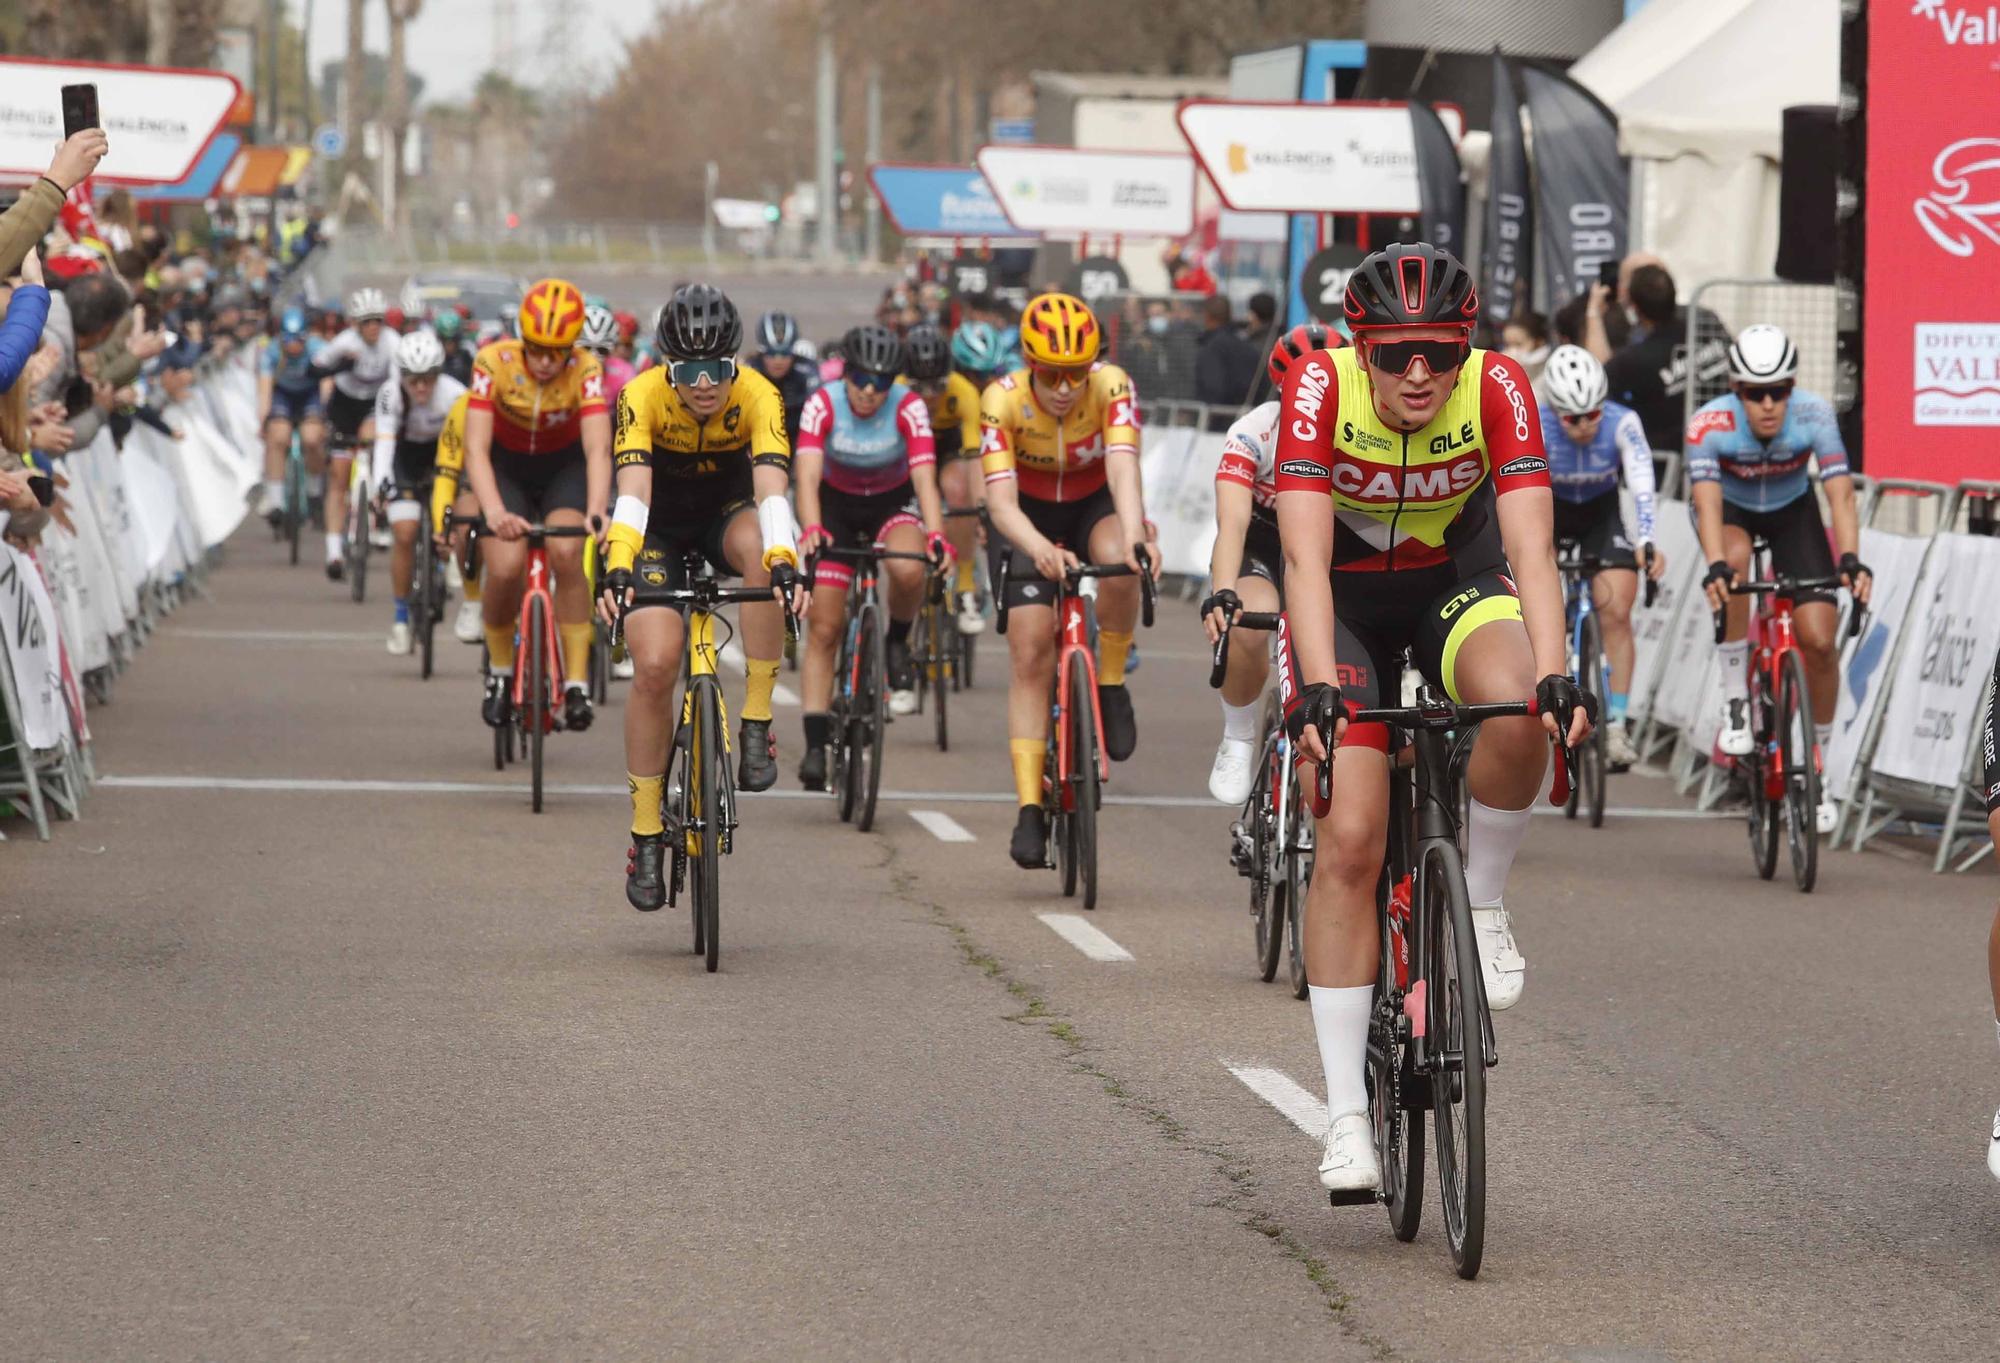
[1054, 587, 1110, 794]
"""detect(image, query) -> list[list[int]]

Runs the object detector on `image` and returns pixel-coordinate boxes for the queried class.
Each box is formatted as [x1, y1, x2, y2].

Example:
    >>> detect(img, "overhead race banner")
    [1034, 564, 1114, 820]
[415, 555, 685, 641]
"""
[1481, 54, 1532, 331]
[1519, 63, 1628, 310]
[1862, 3, 2000, 481]
[0, 57, 241, 185]
[1409, 100, 1465, 260]
[1176, 100, 1465, 215]
[976, 145, 1195, 239]
[866, 164, 1035, 239]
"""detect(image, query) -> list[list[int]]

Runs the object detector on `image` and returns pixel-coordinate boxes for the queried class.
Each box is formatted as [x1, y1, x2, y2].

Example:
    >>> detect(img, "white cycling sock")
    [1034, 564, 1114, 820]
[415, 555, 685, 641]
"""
[1464, 797, 1532, 909]
[324, 531, 342, 561]
[1309, 983, 1373, 1120]
[1220, 698, 1259, 743]
[264, 478, 282, 501]
[1718, 640, 1749, 701]
[1814, 721, 1832, 751]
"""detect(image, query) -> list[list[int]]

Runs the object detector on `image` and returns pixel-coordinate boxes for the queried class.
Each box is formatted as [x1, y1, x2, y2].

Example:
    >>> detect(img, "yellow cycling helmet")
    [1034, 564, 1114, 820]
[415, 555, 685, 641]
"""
[519, 277, 586, 349]
[1019, 291, 1101, 367]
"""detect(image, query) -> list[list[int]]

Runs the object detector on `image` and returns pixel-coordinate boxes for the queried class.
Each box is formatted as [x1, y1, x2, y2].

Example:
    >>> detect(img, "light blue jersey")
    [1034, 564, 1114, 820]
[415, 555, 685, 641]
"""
[1538, 397, 1656, 541]
[1684, 388, 1850, 513]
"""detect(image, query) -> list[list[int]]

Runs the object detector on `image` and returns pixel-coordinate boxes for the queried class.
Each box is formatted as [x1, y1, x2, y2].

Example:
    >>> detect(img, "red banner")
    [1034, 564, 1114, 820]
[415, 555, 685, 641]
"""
[1863, 5, 2000, 482]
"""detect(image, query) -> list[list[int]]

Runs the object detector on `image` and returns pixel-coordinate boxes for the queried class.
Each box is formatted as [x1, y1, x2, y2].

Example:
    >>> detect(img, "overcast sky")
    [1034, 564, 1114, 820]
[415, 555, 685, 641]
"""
[301, 0, 660, 105]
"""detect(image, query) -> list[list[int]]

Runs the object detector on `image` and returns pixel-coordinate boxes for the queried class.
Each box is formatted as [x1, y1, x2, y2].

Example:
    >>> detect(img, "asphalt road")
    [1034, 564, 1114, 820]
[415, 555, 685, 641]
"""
[5, 520, 1997, 1361]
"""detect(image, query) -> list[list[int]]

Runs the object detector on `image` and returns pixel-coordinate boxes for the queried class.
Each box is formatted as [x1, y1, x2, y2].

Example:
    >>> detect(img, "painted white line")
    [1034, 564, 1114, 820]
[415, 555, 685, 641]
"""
[1224, 1062, 1328, 1140]
[909, 809, 975, 842]
[1035, 912, 1135, 962]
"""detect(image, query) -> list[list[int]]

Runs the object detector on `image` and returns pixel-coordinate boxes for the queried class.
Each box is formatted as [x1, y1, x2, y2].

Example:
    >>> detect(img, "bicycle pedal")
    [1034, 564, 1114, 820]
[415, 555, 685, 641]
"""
[1326, 1188, 1379, 1208]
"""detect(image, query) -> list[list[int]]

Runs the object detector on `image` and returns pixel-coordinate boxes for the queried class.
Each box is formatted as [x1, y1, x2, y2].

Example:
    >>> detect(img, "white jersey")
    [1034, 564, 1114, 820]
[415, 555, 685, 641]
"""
[317, 326, 401, 401]
[1214, 400, 1281, 515]
[371, 371, 467, 488]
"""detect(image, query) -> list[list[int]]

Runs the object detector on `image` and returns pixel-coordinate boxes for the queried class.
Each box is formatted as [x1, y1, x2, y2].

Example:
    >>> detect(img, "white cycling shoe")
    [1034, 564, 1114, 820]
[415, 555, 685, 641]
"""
[612, 655, 635, 681]
[1604, 719, 1639, 770]
[1989, 1109, 2000, 1181]
[957, 591, 986, 636]
[889, 687, 920, 717]
[1717, 697, 1754, 757]
[1208, 736, 1256, 805]
[453, 601, 484, 644]
[1815, 797, 1840, 836]
[1472, 905, 1525, 1011]
[386, 621, 413, 655]
[1318, 1111, 1381, 1192]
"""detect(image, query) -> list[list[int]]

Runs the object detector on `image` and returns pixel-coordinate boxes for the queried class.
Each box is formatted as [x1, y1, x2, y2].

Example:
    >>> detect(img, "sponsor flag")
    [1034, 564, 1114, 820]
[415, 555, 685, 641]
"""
[1519, 62, 1629, 311]
[1481, 52, 1532, 334]
[1409, 101, 1465, 261]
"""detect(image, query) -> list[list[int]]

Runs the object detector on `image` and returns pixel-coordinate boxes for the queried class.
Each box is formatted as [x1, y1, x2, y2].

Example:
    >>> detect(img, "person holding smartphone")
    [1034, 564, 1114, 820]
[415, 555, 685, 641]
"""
[0, 129, 109, 279]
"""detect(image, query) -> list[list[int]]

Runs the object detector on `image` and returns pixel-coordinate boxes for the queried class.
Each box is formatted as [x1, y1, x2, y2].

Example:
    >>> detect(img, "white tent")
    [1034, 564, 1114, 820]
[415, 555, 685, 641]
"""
[1570, 0, 1839, 291]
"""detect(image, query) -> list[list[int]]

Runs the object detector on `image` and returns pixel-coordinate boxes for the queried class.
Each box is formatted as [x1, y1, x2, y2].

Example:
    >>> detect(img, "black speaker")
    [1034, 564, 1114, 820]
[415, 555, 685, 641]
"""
[1777, 105, 1839, 283]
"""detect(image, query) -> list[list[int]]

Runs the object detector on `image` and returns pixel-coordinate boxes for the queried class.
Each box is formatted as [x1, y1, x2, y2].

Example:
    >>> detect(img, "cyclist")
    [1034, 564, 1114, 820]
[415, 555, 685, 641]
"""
[310, 287, 401, 580]
[1539, 344, 1665, 771]
[257, 305, 326, 521]
[1689, 323, 1871, 836]
[951, 320, 1006, 391]
[462, 276, 612, 733]
[980, 292, 1150, 869]
[427, 385, 485, 645]
[600, 284, 804, 911]
[434, 308, 475, 386]
[903, 322, 986, 635]
[368, 329, 467, 655]
[580, 303, 636, 405]
[746, 310, 820, 445]
[1202, 323, 1337, 804]
[1273, 243, 1589, 1193]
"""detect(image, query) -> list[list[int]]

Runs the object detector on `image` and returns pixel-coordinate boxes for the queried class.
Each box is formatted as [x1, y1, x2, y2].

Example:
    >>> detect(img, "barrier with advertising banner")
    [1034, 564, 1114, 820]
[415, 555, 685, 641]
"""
[1823, 525, 1937, 806]
[0, 543, 66, 751]
[1139, 426, 1223, 579]
[1865, 533, 2000, 789]
[1622, 497, 1700, 736]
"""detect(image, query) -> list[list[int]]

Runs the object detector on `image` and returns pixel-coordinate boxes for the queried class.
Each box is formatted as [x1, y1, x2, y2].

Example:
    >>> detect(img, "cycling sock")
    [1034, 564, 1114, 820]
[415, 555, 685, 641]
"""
[1608, 690, 1629, 722]
[485, 624, 516, 672]
[954, 558, 975, 594]
[393, 597, 410, 626]
[1717, 640, 1749, 701]
[803, 712, 832, 749]
[887, 617, 912, 646]
[1464, 796, 1532, 909]
[264, 478, 282, 502]
[325, 531, 342, 562]
[560, 621, 595, 686]
[1813, 721, 1832, 752]
[1010, 739, 1044, 808]
[1309, 984, 1373, 1119]
[1098, 630, 1134, 687]
[742, 658, 780, 723]
[1221, 697, 1259, 743]
[461, 568, 482, 603]
[628, 773, 665, 837]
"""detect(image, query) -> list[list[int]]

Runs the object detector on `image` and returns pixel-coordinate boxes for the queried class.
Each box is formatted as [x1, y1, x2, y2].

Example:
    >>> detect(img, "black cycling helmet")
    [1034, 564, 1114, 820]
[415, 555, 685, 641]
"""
[657, 283, 743, 361]
[841, 323, 906, 377]
[903, 322, 951, 381]
[1343, 242, 1480, 333]
[755, 310, 799, 356]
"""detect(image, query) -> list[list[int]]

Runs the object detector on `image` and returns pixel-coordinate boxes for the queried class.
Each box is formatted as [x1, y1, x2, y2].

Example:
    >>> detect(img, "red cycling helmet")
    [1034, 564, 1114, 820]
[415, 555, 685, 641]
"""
[612, 309, 640, 343]
[1267, 322, 1339, 390]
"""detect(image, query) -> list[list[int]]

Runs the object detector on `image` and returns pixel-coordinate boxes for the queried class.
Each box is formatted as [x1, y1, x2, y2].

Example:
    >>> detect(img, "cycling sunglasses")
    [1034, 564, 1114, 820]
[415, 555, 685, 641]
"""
[523, 342, 571, 365]
[1363, 336, 1471, 378]
[1737, 383, 1793, 405]
[1560, 409, 1603, 425]
[846, 368, 896, 393]
[1030, 361, 1092, 391]
[668, 356, 738, 389]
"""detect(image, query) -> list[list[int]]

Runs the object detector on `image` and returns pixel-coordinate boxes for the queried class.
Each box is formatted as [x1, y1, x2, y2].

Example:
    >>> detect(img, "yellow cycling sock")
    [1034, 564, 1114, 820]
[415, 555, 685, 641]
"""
[742, 657, 781, 723]
[1010, 739, 1045, 808]
[954, 557, 975, 594]
[628, 773, 665, 836]
[560, 621, 595, 687]
[462, 568, 482, 603]
[1098, 630, 1133, 687]
[485, 622, 516, 672]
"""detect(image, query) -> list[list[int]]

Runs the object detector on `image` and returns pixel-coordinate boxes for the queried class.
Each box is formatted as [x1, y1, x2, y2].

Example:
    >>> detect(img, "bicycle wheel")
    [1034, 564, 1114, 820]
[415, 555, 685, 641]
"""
[589, 624, 610, 704]
[1424, 840, 1487, 1280]
[525, 598, 547, 812]
[485, 646, 508, 770]
[416, 531, 438, 679]
[1778, 649, 1819, 893]
[284, 453, 305, 565]
[1745, 665, 1780, 881]
[1251, 734, 1284, 982]
[931, 606, 951, 752]
[1286, 778, 1313, 1000]
[694, 678, 725, 971]
[855, 602, 887, 834]
[1579, 611, 1607, 828]
[960, 620, 977, 689]
[346, 488, 369, 602]
[1066, 648, 1101, 910]
[1370, 962, 1425, 1243]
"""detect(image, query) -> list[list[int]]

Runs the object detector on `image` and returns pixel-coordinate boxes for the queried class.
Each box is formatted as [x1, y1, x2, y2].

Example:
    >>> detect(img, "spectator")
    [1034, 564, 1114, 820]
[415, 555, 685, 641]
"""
[1193, 294, 1260, 425]
[1501, 309, 1553, 384]
[0, 130, 108, 280]
[0, 250, 52, 393]
[1164, 244, 1217, 297]
[99, 189, 138, 254]
[1595, 263, 1728, 464]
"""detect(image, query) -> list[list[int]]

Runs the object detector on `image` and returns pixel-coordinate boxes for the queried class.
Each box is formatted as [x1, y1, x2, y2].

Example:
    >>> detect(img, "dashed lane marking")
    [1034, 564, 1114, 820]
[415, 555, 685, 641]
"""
[1224, 1062, 1328, 1140]
[909, 810, 976, 842]
[1035, 912, 1135, 962]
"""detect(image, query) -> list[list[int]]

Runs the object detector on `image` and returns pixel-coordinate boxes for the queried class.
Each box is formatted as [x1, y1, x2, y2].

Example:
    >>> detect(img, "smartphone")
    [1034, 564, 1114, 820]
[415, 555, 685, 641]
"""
[1596, 260, 1619, 290]
[60, 83, 99, 139]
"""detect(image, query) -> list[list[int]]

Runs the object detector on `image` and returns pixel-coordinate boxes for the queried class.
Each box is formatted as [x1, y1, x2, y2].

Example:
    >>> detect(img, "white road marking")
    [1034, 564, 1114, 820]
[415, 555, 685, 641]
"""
[909, 809, 975, 842]
[1035, 912, 1134, 962]
[1224, 1063, 1328, 1140]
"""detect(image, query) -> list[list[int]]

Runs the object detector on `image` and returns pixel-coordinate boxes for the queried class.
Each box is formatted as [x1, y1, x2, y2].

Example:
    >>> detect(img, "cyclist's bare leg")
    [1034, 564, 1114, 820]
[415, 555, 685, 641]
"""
[541, 507, 593, 687]
[1590, 568, 1639, 697]
[480, 537, 527, 661]
[1085, 514, 1140, 636]
[719, 508, 781, 662]
[1220, 574, 1280, 709]
[940, 460, 979, 585]
[325, 447, 353, 560]
[1004, 602, 1057, 743]
[263, 415, 293, 485]
[1452, 617, 1547, 811]
[1303, 745, 1389, 989]
[1717, 524, 1755, 644]
[880, 520, 926, 623]
[1792, 600, 1841, 725]
[801, 582, 846, 712]
[301, 416, 327, 469]
[389, 511, 420, 599]
[623, 605, 686, 781]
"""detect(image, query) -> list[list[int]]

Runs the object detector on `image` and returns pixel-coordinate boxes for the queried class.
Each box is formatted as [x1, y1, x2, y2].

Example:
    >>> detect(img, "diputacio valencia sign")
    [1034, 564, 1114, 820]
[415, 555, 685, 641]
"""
[0, 57, 240, 185]
[1176, 100, 1466, 215]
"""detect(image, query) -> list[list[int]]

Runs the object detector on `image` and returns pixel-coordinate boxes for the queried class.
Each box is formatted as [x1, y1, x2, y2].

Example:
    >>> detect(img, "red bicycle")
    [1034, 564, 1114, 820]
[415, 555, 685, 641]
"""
[449, 512, 591, 813]
[995, 547, 1154, 909]
[1714, 536, 1862, 892]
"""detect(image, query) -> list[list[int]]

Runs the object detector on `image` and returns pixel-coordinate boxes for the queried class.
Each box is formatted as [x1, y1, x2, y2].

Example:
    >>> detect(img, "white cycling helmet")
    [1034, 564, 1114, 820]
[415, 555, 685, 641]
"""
[396, 328, 446, 377]
[1542, 344, 1608, 417]
[579, 304, 619, 354]
[1728, 323, 1798, 384]
[347, 287, 388, 322]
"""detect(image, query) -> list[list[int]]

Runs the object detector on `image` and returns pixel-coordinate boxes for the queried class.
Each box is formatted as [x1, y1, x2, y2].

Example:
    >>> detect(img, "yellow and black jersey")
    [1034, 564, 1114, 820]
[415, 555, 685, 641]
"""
[613, 366, 790, 480]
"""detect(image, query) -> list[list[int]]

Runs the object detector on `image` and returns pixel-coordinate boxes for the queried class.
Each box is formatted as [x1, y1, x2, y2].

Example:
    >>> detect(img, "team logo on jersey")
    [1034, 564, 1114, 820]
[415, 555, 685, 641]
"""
[980, 425, 1008, 457]
[723, 404, 741, 433]
[583, 374, 604, 401]
[1489, 362, 1532, 441]
[1686, 408, 1736, 443]
[1279, 459, 1328, 479]
[1110, 399, 1135, 429]
[1330, 453, 1484, 503]
[1288, 360, 1332, 441]
[471, 370, 492, 398]
[1497, 455, 1547, 477]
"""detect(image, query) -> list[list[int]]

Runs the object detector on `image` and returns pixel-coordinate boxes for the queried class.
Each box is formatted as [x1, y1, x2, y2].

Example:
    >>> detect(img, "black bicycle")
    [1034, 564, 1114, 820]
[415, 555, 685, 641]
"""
[1555, 544, 1656, 827]
[401, 486, 449, 679]
[811, 544, 937, 832]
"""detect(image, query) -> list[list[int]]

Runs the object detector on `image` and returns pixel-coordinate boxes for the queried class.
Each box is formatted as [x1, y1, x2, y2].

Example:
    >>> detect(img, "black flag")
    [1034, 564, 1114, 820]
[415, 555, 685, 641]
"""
[1481, 51, 1532, 333]
[1409, 101, 1465, 261]
[1520, 62, 1629, 310]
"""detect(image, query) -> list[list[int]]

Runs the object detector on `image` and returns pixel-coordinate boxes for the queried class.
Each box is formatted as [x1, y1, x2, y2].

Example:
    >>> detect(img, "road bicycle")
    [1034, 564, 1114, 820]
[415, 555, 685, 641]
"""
[619, 551, 796, 972]
[812, 544, 937, 833]
[995, 547, 1155, 910]
[450, 512, 590, 813]
[272, 427, 311, 566]
[1308, 685, 1574, 1281]
[391, 481, 450, 679]
[1555, 543, 1656, 827]
[908, 569, 958, 752]
[1714, 538, 1862, 893]
[1211, 609, 1314, 993]
[340, 449, 376, 602]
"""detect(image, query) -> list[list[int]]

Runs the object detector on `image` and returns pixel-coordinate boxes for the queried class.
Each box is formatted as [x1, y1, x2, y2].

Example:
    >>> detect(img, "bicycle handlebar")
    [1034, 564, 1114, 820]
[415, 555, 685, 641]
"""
[444, 511, 591, 541]
[1294, 692, 1576, 818]
[993, 546, 1157, 637]
[1710, 573, 1866, 642]
[1559, 543, 1660, 609]
[1207, 608, 1283, 689]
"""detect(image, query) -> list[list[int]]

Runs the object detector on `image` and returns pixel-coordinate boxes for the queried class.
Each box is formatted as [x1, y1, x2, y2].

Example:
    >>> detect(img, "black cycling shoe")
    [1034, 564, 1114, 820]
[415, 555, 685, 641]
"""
[1098, 683, 1137, 761]
[886, 638, 918, 694]
[563, 687, 593, 732]
[626, 831, 666, 911]
[737, 718, 777, 792]
[325, 558, 345, 582]
[482, 674, 512, 729]
[1010, 804, 1049, 868]
[798, 743, 829, 791]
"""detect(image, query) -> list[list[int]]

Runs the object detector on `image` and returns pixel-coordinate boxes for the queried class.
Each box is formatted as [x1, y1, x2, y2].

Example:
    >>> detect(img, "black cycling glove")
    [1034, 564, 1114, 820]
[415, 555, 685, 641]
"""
[1284, 681, 1344, 747]
[1536, 674, 1598, 736]
[1199, 587, 1242, 623]
[1703, 559, 1736, 591]
[1838, 551, 1871, 584]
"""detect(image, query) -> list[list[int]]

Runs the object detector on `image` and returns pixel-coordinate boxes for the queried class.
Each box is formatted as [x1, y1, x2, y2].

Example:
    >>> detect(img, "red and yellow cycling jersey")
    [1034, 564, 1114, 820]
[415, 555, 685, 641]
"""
[467, 339, 607, 455]
[978, 362, 1139, 504]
